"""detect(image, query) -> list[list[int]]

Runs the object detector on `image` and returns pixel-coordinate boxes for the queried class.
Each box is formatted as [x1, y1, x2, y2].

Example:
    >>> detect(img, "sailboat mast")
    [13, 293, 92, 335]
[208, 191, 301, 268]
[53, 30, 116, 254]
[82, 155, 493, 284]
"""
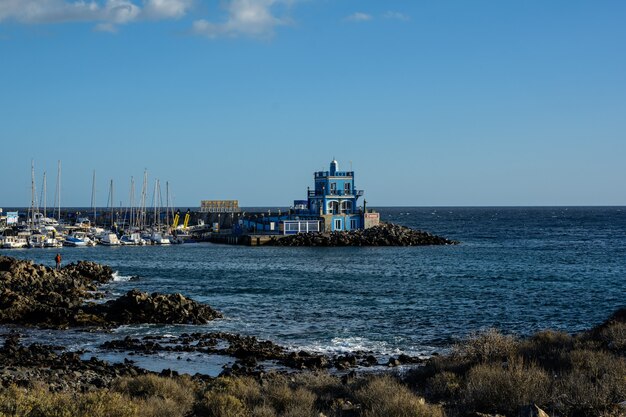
[54, 160, 61, 222]
[91, 170, 97, 227]
[42, 171, 47, 219]
[152, 179, 158, 229]
[129, 177, 135, 230]
[166, 181, 170, 230]
[141, 170, 148, 229]
[30, 160, 36, 228]
[110, 179, 114, 229]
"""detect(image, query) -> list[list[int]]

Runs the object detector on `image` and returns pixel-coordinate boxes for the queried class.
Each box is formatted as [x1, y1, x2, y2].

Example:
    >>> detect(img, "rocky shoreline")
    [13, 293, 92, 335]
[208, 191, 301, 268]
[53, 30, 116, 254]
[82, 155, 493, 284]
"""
[266, 223, 459, 246]
[0, 255, 624, 417]
[0, 255, 423, 388]
[0, 256, 221, 328]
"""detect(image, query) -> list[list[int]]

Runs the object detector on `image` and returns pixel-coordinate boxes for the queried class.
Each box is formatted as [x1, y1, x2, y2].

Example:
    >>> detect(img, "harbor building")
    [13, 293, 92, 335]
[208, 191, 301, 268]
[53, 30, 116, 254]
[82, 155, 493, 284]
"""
[306, 159, 364, 231]
[241, 159, 379, 234]
[200, 200, 240, 213]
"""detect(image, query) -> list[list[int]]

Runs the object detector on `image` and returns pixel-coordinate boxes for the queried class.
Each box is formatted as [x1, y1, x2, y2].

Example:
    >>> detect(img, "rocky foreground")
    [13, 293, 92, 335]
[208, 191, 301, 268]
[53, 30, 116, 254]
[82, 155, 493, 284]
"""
[267, 223, 459, 246]
[0, 256, 221, 328]
[0, 255, 624, 417]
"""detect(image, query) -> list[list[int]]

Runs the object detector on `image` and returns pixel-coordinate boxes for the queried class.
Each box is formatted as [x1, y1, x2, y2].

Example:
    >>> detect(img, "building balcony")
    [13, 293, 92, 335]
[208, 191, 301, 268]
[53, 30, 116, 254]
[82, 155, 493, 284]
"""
[315, 171, 354, 178]
[308, 189, 364, 197]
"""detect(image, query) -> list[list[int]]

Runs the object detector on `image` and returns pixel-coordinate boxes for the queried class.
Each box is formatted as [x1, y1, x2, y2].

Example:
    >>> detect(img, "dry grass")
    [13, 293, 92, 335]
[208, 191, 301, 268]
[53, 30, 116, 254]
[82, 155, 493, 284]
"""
[453, 328, 518, 363]
[599, 322, 626, 354]
[112, 374, 196, 417]
[426, 371, 461, 401]
[0, 385, 138, 417]
[556, 349, 626, 417]
[518, 330, 574, 370]
[354, 375, 445, 417]
[462, 357, 551, 415]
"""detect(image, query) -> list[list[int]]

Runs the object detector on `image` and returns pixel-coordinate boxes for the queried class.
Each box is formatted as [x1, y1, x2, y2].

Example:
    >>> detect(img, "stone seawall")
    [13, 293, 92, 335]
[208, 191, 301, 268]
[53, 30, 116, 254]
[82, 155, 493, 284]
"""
[266, 223, 459, 246]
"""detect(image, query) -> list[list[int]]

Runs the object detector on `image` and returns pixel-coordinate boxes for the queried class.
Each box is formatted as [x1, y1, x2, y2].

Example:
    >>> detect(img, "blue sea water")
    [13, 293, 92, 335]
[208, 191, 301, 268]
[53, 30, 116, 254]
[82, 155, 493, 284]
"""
[2, 207, 625, 371]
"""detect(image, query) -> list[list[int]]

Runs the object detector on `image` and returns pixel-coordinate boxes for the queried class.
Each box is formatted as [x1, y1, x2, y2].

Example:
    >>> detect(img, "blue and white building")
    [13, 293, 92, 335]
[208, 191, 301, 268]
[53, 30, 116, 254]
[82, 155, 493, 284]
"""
[242, 159, 379, 234]
[304, 159, 364, 231]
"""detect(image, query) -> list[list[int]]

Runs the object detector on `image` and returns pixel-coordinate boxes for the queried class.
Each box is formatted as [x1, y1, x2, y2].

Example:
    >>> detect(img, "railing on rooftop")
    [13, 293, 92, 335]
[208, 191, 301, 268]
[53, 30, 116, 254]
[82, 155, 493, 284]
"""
[308, 189, 364, 197]
[315, 171, 354, 178]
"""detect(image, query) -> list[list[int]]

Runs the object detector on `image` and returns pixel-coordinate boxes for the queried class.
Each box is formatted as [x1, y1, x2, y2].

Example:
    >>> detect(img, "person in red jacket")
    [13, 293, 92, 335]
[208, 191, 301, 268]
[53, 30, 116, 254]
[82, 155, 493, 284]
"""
[55, 253, 62, 271]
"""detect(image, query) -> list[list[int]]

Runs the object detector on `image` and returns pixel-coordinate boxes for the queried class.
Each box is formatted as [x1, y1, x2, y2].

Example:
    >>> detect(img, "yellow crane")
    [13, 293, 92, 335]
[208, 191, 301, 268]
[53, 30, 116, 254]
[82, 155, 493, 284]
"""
[183, 209, 191, 229]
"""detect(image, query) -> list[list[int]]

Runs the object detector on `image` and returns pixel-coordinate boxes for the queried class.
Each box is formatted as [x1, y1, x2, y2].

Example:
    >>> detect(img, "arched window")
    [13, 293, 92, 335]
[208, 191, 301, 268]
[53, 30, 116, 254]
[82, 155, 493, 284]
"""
[327, 201, 339, 214]
[341, 201, 353, 214]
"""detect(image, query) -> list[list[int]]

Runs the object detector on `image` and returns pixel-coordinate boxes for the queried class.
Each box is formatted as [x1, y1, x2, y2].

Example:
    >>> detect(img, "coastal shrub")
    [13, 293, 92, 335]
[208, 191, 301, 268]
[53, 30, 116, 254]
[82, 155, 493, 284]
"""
[217, 376, 263, 410]
[76, 391, 139, 417]
[195, 391, 247, 417]
[0, 385, 138, 417]
[453, 328, 518, 364]
[518, 330, 574, 370]
[354, 375, 444, 417]
[599, 322, 626, 354]
[292, 372, 348, 410]
[555, 349, 626, 416]
[462, 357, 550, 415]
[426, 371, 461, 401]
[263, 377, 317, 417]
[112, 374, 196, 417]
[250, 404, 277, 417]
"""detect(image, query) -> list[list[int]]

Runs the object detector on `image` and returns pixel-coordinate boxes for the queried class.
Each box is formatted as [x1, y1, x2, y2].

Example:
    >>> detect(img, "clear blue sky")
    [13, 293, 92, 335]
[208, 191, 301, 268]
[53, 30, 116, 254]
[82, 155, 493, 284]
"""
[1, 1, 625, 207]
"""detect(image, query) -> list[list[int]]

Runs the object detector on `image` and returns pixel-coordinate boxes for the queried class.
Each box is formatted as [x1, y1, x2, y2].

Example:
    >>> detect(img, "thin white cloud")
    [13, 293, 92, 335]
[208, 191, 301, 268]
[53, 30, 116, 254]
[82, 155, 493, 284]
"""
[345, 12, 372, 22]
[192, 0, 289, 39]
[383, 11, 410, 21]
[94, 21, 118, 32]
[143, 0, 192, 20]
[0, 0, 193, 31]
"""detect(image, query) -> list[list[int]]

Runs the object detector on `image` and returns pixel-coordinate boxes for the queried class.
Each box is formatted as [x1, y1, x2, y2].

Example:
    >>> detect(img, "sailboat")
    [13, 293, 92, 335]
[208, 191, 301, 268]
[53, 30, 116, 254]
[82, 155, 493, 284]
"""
[120, 176, 146, 245]
[149, 179, 170, 245]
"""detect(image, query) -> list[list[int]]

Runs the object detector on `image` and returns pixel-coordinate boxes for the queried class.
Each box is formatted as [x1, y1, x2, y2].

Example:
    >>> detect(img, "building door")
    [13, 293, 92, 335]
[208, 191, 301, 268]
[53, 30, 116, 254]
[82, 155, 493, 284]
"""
[334, 219, 342, 231]
[350, 219, 357, 230]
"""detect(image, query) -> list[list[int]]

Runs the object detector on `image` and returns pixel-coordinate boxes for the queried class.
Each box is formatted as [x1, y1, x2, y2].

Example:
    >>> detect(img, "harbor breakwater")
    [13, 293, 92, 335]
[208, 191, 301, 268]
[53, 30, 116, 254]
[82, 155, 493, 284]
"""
[266, 223, 458, 246]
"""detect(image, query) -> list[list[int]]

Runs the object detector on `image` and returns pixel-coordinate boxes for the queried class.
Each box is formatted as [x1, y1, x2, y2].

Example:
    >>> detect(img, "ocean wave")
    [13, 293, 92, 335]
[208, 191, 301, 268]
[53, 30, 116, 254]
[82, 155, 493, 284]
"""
[112, 271, 132, 282]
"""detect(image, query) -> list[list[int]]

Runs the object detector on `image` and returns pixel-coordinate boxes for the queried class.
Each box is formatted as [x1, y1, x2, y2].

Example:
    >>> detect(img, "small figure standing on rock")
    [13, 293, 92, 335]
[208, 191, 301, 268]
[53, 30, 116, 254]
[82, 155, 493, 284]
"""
[55, 253, 62, 270]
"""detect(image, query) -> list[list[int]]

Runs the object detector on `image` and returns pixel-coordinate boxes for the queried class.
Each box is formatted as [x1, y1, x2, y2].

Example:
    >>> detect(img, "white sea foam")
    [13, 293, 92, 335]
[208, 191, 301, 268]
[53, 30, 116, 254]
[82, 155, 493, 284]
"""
[112, 271, 132, 282]
[288, 336, 436, 358]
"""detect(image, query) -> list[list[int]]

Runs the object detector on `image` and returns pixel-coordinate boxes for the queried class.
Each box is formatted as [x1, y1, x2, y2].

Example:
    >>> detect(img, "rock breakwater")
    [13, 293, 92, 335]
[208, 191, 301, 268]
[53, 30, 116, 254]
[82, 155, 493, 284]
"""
[267, 223, 458, 247]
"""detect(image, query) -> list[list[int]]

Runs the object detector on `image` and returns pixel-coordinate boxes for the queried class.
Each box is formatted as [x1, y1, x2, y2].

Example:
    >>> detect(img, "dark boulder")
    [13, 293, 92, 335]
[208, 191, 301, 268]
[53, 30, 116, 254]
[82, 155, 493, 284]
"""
[267, 223, 459, 247]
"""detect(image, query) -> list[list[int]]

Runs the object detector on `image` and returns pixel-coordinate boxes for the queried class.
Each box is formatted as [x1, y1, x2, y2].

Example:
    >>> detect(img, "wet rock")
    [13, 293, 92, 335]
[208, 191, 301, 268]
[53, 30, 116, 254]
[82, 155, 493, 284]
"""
[93, 289, 222, 325]
[266, 223, 459, 247]
[387, 357, 401, 367]
[0, 256, 222, 328]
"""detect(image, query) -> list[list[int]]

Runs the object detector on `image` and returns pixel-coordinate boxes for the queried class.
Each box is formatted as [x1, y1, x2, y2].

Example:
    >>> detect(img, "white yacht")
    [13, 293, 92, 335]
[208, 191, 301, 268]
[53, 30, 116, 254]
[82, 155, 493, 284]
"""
[120, 232, 146, 246]
[28, 234, 47, 248]
[100, 233, 121, 246]
[64, 231, 93, 247]
[150, 232, 171, 245]
[1, 236, 28, 249]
